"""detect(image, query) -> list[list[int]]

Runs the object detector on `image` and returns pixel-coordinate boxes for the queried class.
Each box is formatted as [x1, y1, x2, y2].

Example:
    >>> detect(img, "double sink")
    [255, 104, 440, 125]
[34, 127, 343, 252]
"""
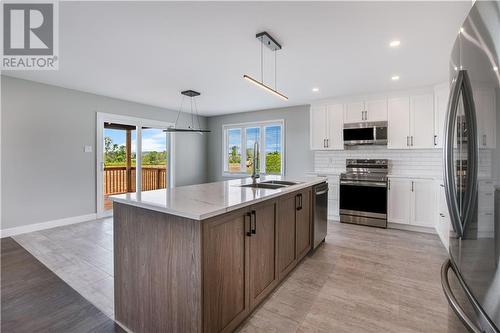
[240, 180, 301, 190]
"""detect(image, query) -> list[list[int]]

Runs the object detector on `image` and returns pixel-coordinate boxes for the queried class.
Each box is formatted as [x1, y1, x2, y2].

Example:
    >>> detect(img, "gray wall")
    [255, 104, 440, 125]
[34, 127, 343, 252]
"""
[1, 76, 208, 229]
[207, 105, 313, 182]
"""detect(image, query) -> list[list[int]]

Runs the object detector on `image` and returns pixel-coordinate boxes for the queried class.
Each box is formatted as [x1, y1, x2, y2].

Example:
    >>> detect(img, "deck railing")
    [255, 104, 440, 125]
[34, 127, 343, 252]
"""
[104, 166, 167, 195]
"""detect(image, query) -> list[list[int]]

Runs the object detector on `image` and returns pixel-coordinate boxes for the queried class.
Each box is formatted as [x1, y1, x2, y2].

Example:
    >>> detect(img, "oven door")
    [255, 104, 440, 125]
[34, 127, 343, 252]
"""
[339, 180, 387, 219]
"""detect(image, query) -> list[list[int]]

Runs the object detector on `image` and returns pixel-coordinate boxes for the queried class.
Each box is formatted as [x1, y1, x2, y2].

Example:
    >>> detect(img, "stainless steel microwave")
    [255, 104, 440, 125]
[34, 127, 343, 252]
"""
[343, 121, 388, 146]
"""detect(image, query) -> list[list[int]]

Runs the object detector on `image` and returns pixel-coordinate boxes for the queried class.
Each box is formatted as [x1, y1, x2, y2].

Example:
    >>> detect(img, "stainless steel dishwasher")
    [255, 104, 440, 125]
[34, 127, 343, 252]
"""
[312, 182, 328, 250]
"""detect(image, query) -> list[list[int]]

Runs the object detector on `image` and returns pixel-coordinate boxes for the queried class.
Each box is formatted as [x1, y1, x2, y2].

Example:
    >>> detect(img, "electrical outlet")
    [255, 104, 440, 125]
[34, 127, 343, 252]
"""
[84, 145, 92, 153]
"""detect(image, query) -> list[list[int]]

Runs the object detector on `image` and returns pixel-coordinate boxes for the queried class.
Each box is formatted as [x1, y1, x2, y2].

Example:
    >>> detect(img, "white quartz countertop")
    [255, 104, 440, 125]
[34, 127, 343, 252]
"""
[110, 175, 327, 221]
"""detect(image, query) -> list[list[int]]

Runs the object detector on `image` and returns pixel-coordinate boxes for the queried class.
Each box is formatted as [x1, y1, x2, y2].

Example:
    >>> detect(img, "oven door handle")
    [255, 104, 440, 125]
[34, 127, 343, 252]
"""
[340, 180, 387, 187]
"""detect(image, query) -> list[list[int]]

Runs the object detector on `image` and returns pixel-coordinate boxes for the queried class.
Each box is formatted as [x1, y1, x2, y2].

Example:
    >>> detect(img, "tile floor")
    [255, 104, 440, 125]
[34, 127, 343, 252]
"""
[13, 219, 468, 332]
[14, 218, 115, 318]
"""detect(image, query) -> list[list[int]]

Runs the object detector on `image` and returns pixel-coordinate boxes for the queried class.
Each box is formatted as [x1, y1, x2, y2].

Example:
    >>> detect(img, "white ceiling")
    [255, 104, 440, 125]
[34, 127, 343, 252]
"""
[5, 1, 470, 116]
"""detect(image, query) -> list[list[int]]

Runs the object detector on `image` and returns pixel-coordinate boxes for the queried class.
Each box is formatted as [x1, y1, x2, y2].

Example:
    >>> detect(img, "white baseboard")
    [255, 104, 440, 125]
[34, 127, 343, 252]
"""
[0, 213, 98, 238]
[388, 222, 436, 234]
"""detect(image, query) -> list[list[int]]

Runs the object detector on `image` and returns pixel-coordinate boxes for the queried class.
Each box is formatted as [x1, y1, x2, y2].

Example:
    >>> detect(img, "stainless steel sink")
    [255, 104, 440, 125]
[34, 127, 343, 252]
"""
[240, 183, 286, 190]
[261, 180, 301, 186]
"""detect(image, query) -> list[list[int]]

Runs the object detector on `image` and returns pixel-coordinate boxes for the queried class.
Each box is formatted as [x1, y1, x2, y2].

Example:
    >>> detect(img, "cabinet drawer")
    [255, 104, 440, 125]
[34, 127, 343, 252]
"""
[479, 192, 494, 211]
[479, 180, 494, 193]
[478, 212, 494, 234]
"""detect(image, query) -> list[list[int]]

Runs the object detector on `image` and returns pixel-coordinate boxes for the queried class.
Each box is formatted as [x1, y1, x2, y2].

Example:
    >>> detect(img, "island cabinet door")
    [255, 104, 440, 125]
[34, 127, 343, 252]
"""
[202, 208, 251, 333]
[248, 200, 278, 307]
[277, 192, 298, 279]
[295, 188, 312, 261]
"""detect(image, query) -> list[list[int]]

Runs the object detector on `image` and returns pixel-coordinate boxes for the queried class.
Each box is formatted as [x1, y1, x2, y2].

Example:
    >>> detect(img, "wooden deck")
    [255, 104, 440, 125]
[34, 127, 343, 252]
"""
[104, 166, 167, 211]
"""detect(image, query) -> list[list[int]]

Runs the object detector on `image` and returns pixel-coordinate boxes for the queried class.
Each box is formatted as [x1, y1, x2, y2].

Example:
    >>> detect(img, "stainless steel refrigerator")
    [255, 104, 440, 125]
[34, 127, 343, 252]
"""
[441, 1, 500, 332]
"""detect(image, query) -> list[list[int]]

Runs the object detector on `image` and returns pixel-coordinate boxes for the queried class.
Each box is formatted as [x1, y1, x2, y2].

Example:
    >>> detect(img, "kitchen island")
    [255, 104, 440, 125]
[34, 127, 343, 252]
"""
[111, 176, 326, 333]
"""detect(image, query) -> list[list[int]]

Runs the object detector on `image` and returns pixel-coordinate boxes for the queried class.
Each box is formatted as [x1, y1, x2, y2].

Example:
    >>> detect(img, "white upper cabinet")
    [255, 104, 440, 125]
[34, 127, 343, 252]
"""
[433, 83, 450, 148]
[310, 103, 344, 150]
[344, 99, 388, 123]
[344, 101, 365, 123]
[388, 93, 435, 149]
[410, 94, 435, 149]
[310, 105, 328, 150]
[388, 97, 410, 149]
[365, 99, 388, 122]
[474, 88, 496, 149]
[326, 104, 344, 150]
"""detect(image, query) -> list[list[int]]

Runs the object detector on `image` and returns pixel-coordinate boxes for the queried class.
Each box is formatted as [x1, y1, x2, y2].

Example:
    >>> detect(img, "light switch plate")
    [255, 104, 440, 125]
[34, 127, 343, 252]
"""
[84, 145, 92, 153]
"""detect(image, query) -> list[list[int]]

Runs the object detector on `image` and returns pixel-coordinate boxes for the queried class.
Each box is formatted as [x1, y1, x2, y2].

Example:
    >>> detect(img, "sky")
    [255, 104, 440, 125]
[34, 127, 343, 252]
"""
[228, 126, 281, 153]
[104, 128, 167, 152]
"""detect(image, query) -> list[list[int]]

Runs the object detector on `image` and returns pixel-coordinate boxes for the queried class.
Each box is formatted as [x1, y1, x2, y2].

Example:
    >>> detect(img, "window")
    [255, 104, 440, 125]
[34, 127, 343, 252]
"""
[223, 120, 284, 176]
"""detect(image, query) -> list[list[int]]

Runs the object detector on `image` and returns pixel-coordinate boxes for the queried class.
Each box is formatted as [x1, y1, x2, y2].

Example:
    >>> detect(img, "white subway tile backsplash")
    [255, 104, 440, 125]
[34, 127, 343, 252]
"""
[314, 149, 492, 179]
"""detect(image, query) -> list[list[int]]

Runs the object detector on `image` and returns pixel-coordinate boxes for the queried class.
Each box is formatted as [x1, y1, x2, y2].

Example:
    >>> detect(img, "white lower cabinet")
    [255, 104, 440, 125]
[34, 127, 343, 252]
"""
[388, 178, 411, 224]
[327, 175, 340, 220]
[411, 179, 437, 228]
[388, 177, 437, 228]
[478, 179, 495, 238]
[436, 183, 451, 249]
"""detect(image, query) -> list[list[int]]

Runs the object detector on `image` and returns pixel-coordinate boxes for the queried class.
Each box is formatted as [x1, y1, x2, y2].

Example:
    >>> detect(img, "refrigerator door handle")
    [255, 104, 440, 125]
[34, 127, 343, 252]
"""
[461, 70, 479, 234]
[443, 70, 478, 238]
[441, 259, 482, 333]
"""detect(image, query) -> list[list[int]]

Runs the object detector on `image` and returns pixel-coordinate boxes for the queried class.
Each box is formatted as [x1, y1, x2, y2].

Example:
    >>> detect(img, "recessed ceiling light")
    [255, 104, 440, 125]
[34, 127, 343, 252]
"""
[391, 75, 400, 81]
[389, 40, 401, 48]
[312, 87, 319, 92]
[494, 66, 499, 72]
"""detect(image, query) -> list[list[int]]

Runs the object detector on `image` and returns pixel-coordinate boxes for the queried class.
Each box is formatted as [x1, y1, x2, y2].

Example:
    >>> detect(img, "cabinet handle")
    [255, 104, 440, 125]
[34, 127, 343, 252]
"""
[411, 181, 414, 192]
[326, 138, 329, 148]
[246, 212, 252, 237]
[483, 134, 487, 146]
[388, 179, 391, 190]
[440, 213, 445, 217]
[411, 136, 414, 146]
[406, 136, 410, 147]
[296, 194, 303, 211]
[323, 138, 327, 148]
[434, 135, 437, 146]
[251, 210, 257, 234]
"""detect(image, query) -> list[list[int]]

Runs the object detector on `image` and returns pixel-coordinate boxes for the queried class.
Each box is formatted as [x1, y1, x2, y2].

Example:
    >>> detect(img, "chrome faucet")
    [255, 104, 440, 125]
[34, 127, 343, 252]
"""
[251, 141, 260, 182]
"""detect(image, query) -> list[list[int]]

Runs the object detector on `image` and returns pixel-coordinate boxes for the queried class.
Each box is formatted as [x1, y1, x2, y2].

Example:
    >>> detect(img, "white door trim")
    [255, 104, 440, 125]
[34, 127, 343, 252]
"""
[96, 112, 174, 218]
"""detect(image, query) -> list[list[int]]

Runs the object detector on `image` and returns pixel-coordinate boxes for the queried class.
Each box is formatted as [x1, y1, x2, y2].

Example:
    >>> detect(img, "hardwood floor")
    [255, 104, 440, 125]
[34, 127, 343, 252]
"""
[1, 237, 124, 333]
[10, 219, 468, 332]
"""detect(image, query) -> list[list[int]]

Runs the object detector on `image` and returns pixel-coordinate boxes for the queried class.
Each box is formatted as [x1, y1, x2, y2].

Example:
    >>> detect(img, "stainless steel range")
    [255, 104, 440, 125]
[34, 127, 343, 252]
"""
[339, 159, 388, 228]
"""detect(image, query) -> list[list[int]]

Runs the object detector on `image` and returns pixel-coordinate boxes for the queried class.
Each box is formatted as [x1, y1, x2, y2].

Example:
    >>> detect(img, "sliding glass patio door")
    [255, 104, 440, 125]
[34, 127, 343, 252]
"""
[96, 114, 174, 217]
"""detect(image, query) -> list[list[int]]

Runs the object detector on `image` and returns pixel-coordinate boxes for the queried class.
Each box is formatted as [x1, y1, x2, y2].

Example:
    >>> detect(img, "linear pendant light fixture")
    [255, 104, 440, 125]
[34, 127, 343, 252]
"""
[243, 32, 288, 100]
[164, 90, 210, 133]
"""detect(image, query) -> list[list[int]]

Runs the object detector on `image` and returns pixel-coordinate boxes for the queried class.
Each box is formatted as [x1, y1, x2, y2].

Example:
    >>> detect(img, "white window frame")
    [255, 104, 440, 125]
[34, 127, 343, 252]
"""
[222, 119, 285, 177]
[96, 112, 175, 218]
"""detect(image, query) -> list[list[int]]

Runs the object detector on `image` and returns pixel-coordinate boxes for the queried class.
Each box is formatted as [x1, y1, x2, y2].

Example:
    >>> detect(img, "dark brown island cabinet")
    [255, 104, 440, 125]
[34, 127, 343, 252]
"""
[113, 186, 314, 333]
